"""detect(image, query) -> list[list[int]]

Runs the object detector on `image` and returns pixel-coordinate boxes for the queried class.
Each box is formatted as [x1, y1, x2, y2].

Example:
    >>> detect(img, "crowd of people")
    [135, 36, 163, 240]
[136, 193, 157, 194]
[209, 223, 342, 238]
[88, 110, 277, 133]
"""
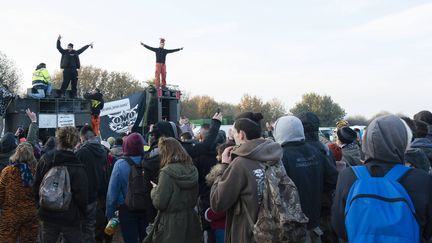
[0, 106, 432, 243]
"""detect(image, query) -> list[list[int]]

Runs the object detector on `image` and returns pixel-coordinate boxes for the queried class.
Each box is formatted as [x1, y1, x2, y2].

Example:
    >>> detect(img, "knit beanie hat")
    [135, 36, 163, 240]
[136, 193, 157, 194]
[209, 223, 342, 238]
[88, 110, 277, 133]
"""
[123, 133, 145, 156]
[0, 133, 18, 154]
[153, 121, 179, 140]
[414, 110, 432, 125]
[297, 112, 320, 141]
[405, 148, 430, 172]
[337, 126, 357, 144]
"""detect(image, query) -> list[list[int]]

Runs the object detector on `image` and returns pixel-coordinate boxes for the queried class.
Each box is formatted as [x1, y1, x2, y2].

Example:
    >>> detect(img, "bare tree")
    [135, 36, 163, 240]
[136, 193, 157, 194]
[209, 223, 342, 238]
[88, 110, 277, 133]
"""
[0, 52, 22, 93]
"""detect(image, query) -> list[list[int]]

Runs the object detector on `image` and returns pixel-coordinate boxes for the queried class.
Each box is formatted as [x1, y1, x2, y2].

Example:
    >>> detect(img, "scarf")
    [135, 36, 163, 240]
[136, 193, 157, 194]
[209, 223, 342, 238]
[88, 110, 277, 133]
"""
[11, 162, 33, 187]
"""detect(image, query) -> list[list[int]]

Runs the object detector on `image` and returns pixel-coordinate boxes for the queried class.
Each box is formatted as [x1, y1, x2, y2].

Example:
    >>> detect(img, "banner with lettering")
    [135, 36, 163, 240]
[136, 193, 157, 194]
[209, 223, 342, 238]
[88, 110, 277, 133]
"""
[100, 91, 146, 138]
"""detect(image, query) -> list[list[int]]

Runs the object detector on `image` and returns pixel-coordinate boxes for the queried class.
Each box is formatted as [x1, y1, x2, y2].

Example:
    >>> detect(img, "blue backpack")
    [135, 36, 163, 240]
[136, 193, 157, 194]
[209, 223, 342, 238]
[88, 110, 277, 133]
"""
[345, 165, 420, 243]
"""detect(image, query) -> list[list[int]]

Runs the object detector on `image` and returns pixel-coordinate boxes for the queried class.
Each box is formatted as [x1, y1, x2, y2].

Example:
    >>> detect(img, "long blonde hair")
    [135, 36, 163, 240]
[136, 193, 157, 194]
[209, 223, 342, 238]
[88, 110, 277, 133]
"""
[158, 137, 192, 168]
[9, 142, 36, 164]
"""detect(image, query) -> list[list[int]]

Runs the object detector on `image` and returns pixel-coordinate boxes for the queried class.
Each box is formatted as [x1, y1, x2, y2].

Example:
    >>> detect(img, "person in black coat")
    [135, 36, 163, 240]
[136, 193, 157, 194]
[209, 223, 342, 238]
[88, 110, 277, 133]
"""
[75, 125, 108, 242]
[273, 115, 338, 242]
[331, 115, 432, 242]
[56, 34, 93, 98]
[33, 126, 88, 243]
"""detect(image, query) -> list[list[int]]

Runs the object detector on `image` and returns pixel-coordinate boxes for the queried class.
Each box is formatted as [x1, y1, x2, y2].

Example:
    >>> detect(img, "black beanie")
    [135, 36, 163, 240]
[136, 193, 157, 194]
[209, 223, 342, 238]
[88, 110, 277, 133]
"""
[337, 126, 357, 144]
[414, 110, 432, 125]
[297, 112, 320, 133]
[405, 148, 430, 172]
[153, 121, 179, 141]
[67, 43, 74, 48]
[0, 133, 18, 154]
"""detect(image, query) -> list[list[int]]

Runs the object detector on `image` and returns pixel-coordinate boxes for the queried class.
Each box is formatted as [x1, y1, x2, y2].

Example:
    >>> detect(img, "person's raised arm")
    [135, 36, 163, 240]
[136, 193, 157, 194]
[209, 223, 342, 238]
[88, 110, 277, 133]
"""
[25, 108, 38, 146]
[165, 47, 183, 53]
[76, 42, 92, 55]
[56, 34, 65, 53]
[140, 42, 157, 52]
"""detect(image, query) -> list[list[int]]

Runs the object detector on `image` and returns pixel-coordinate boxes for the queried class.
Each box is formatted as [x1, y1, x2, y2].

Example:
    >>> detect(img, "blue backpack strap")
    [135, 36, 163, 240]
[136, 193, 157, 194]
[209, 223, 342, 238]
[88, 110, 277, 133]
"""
[384, 164, 410, 181]
[351, 166, 371, 179]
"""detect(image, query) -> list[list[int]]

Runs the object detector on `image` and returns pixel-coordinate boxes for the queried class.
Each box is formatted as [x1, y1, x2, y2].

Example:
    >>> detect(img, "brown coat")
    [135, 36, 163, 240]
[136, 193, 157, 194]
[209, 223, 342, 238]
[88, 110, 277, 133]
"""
[0, 166, 38, 242]
[210, 138, 283, 243]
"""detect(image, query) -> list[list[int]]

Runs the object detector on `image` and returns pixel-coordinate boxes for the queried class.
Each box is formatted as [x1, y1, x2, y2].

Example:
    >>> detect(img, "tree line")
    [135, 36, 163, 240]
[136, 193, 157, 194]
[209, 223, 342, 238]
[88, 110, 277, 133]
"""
[0, 51, 400, 127]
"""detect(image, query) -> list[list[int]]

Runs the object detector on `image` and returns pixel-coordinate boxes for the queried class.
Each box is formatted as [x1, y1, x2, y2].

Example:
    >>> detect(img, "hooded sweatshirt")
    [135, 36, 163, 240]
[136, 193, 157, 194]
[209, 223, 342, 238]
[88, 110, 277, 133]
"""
[331, 115, 432, 242]
[210, 138, 283, 243]
[76, 139, 108, 203]
[148, 163, 202, 243]
[274, 116, 338, 229]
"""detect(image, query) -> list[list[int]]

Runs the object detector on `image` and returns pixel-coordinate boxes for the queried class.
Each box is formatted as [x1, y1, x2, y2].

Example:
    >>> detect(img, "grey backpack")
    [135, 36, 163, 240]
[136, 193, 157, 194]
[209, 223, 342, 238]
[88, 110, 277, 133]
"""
[39, 165, 72, 211]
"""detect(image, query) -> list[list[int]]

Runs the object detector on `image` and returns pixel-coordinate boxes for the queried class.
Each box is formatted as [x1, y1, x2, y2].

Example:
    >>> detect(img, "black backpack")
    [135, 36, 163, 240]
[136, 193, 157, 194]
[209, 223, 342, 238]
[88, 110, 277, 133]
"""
[123, 157, 147, 211]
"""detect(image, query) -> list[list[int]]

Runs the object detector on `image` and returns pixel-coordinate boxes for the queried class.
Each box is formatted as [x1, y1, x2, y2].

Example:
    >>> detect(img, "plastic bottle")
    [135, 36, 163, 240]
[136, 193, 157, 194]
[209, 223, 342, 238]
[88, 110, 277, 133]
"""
[104, 211, 119, 236]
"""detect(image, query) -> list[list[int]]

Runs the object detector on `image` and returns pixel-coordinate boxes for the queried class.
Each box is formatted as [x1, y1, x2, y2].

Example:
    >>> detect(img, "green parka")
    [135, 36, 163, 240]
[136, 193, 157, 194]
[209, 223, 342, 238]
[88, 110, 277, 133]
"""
[145, 163, 202, 243]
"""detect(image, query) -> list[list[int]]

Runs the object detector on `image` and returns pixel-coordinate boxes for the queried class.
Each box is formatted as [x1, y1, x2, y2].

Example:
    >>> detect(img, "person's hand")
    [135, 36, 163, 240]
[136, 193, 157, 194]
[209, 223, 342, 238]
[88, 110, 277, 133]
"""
[140, 42, 144, 46]
[15, 127, 23, 137]
[180, 47, 184, 50]
[221, 146, 234, 164]
[212, 112, 223, 122]
[89, 42, 94, 48]
[58, 34, 62, 40]
[26, 108, 37, 123]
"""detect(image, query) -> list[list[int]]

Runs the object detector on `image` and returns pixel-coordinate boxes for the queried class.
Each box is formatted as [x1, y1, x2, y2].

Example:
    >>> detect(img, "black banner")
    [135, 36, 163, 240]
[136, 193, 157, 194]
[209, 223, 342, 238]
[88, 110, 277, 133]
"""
[100, 91, 146, 139]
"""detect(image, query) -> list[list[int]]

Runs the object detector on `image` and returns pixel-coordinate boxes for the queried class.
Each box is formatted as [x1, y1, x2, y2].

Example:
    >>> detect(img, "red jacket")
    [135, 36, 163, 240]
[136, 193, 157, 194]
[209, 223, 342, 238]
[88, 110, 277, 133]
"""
[205, 208, 226, 230]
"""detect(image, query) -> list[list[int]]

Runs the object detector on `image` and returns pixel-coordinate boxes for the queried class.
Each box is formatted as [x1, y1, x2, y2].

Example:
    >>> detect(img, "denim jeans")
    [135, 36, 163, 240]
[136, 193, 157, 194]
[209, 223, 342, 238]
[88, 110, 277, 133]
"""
[118, 207, 148, 243]
[214, 229, 225, 243]
[82, 201, 98, 243]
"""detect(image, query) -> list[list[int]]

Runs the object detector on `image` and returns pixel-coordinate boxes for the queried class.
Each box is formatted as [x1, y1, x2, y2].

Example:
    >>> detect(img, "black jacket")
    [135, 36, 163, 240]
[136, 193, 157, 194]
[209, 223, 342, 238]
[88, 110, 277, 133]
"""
[194, 150, 218, 208]
[84, 92, 104, 115]
[281, 141, 338, 229]
[57, 39, 90, 69]
[76, 140, 108, 203]
[331, 115, 432, 242]
[33, 150, 89, 226]
[143, 44, 181, 64]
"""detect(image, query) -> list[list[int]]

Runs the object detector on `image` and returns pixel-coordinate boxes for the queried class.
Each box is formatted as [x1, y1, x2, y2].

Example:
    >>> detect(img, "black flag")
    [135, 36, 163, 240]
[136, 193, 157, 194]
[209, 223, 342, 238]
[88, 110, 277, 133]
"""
[100, 91, 146, 138]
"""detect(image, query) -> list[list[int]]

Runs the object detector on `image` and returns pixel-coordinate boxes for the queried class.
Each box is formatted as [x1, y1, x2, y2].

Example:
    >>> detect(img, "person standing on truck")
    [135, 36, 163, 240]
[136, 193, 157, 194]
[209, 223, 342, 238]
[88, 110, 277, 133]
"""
[140, 38, 183, 89]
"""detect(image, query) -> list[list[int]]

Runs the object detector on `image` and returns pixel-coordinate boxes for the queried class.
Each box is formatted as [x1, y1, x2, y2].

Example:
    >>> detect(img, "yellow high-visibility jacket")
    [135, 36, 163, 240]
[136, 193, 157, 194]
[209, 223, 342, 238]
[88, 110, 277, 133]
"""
[32, 68, 51, 85]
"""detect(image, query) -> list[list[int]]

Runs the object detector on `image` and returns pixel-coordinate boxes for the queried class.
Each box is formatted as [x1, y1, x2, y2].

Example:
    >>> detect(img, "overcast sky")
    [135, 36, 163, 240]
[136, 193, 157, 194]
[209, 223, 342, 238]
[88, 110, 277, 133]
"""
[1, 0, 431, 118]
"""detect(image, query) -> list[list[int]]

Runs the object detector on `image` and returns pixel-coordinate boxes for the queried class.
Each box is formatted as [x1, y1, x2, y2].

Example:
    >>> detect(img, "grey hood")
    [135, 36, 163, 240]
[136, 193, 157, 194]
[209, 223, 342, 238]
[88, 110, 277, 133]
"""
[274, 115, 305, 145]
[232, 138, 282, 163]
[362, 115, 409, 163]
